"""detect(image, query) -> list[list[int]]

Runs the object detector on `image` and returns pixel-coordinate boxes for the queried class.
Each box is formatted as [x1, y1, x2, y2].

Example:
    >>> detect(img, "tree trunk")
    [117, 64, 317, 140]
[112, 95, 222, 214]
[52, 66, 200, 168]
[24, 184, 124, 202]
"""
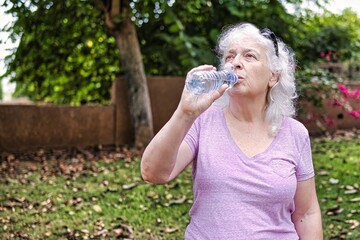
[115, 14, 154, 147]
[94, 0, 154, 147]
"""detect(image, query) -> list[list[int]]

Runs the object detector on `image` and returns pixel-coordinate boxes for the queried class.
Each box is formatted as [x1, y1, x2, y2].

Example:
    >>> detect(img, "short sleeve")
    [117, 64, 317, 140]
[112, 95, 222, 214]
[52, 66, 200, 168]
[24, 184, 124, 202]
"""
[184, 117, 200, 158]
[295, 134, 315, 181]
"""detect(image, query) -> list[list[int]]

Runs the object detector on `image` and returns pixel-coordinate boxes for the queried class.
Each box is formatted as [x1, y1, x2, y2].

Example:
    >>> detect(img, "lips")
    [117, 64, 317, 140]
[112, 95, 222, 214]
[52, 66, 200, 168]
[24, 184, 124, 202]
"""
[237, 76, 245, 82]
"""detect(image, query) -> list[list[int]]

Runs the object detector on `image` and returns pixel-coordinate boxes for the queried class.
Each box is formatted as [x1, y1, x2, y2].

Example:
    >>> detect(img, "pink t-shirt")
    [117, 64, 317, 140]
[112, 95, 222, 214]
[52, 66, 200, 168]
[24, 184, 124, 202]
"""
[184, 106, 314, 240]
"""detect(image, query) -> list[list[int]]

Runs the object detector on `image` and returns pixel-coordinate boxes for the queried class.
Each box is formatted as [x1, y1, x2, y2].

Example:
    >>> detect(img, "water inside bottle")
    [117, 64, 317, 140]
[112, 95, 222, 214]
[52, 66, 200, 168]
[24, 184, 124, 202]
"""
[186, 75, 215, 95]
[225, 72, 238, 88]
[185, 64, 238, 95]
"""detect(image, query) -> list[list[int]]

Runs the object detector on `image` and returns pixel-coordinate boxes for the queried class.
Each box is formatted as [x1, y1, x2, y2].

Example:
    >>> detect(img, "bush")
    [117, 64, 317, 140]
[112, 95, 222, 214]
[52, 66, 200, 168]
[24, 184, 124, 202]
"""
[296, 67, 360, 132]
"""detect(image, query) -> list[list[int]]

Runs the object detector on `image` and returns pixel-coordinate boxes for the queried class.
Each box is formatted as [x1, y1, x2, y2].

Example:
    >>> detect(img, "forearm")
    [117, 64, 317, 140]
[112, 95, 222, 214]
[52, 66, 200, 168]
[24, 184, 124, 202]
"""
[292, 207, 323, 240]
[141, 108, 196, 184]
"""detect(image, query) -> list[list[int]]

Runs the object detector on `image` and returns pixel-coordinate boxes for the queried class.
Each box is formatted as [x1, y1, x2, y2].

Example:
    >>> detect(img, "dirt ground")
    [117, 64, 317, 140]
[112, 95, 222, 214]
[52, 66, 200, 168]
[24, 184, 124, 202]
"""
[1, 128, 359, 178]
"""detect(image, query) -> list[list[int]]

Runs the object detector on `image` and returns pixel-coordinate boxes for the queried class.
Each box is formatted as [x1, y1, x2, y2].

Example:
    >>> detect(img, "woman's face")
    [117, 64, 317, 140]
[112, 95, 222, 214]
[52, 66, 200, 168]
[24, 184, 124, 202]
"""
[224, 37, 277, 99]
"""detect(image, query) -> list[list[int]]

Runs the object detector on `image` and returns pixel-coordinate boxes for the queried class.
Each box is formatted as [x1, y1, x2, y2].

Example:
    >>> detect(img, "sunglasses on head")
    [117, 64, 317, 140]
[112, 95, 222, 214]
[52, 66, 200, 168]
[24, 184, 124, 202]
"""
[260, 28, 279, 57]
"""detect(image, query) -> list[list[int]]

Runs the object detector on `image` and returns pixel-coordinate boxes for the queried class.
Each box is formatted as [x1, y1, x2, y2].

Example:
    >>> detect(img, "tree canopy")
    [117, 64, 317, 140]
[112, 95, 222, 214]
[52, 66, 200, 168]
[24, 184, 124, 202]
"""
[294, 8, 360, 64]
[1, 0, 120, 104]
[1, 0, 359, 105]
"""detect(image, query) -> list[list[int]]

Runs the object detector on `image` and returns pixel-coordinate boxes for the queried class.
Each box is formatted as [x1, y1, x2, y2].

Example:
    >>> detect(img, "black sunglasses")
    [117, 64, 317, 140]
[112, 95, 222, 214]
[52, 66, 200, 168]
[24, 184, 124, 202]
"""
[260, 28, 279, 57]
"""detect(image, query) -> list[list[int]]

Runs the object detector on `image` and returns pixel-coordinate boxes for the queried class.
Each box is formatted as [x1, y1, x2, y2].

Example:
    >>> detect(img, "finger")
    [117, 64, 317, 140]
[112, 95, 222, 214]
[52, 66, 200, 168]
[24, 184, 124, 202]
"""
[212, 84, 228, 101]
[189, 65, 216, 74]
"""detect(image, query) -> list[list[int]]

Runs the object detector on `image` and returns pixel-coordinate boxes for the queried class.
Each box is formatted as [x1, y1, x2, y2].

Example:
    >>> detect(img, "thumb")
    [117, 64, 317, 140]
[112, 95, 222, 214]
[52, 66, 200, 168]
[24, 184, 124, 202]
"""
[211, 84, 228, 101]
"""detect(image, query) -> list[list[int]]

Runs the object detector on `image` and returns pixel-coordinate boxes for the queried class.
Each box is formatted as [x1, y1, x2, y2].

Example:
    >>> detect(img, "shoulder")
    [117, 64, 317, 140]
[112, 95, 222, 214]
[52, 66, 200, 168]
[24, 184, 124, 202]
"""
[281, 117, 311, 152]
[283, 117, 309, 138]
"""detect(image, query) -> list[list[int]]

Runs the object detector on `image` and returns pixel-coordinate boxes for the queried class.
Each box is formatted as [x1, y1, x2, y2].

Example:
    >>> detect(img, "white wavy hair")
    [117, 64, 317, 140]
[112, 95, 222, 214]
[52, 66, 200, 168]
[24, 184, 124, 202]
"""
[215, 22, 297, 136]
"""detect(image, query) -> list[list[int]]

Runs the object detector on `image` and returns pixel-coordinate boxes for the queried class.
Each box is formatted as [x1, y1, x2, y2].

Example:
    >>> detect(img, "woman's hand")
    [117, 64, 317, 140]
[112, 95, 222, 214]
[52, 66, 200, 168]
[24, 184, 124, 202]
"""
[178, 64, 228, 119]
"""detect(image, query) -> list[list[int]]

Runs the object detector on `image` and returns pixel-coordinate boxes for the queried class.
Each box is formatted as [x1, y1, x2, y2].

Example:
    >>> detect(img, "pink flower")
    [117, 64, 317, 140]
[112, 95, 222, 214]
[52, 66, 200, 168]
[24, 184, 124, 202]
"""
[305, 112, 315, 123]
[332, 99, 343, 107]
[338, 84, 360, 99]
[326, 55, 331, 61]
[349, 109, 360, 119]
[337, 83, 350, 98]
[354, 90, 360, 99]
[348, 89, 360, 99]
[337, 83, 346, 90]
[320, 52, 325, 57]
[323, 115, 335, 126]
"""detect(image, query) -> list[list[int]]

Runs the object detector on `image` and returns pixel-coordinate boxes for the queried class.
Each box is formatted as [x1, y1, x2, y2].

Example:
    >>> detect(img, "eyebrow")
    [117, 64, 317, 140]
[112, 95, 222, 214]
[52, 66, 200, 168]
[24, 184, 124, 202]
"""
[226, 48, 260, 57]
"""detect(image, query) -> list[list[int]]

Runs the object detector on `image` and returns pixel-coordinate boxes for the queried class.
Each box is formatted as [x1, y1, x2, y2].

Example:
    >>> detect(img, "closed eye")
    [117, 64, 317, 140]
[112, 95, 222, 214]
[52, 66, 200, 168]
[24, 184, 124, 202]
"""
[225, 54, 235, 62]
[245, 52, 257, 60]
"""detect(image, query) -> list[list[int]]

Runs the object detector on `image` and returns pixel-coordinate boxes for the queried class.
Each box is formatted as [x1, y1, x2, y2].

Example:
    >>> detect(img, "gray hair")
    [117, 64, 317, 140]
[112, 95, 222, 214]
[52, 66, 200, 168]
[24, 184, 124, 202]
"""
[215, 22, 297, 136]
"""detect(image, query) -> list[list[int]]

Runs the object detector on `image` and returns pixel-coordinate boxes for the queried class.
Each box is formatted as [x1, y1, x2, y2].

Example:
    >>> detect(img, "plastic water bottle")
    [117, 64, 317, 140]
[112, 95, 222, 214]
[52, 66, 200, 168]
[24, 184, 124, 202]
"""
[185, 68, 238, 95]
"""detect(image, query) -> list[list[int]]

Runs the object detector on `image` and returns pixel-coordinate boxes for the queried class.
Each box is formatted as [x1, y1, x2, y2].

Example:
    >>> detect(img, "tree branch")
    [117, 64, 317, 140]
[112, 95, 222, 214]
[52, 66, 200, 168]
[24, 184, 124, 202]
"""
[91, 0, 117, 31]
[110, 0, 120, 18]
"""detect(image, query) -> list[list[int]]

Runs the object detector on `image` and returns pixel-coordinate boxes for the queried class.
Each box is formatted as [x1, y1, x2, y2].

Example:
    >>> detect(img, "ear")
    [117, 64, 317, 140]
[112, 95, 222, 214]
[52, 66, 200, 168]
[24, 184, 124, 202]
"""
[269, 72, 280, 88]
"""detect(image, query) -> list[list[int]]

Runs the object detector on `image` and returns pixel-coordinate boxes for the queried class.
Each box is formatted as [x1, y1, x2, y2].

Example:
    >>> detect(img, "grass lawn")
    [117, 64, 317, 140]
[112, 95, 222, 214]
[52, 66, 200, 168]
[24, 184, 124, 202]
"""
[0, 136, 359, 239]
[312, 137, 360, 239]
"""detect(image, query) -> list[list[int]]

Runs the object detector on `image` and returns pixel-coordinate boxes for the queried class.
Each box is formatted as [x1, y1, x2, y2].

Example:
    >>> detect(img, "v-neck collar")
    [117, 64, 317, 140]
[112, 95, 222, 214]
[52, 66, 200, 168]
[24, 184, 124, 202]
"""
[220, 108, 284, 161]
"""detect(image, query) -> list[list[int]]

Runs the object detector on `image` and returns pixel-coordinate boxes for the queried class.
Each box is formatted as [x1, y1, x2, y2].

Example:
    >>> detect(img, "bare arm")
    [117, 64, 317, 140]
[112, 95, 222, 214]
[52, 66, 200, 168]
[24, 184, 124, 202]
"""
[141, 65, 228, 184]
[292, 177, 323, 239]
[141, 108, 196, 184]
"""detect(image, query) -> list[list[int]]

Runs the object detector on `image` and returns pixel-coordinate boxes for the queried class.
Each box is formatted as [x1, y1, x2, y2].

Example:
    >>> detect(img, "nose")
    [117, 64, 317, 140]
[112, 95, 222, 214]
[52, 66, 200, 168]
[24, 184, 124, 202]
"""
[232, 54, 244, 70]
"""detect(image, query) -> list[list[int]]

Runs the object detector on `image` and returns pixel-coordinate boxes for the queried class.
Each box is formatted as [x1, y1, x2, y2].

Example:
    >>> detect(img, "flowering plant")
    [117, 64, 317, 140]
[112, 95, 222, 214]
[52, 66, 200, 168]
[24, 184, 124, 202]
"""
[335, 83, 360, 119]
[320, 51, 339, 62]
[296, 67, 359, 133]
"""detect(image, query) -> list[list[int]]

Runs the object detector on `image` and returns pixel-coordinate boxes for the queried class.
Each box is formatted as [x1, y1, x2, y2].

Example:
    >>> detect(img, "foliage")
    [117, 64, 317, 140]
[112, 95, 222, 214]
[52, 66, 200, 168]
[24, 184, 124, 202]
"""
[294, 9, 360, 65]
[1, 0, 121, 104]
[296, 67, 337, 130]
[336, 83, 360, 118]
[296, 67, 360, 131]
[294, 8, 360, 130]
[296, 67, 341, 109]
[0, 0, 335, 104]
[139, 0, 318, 76]
[0, 137, 359, 239]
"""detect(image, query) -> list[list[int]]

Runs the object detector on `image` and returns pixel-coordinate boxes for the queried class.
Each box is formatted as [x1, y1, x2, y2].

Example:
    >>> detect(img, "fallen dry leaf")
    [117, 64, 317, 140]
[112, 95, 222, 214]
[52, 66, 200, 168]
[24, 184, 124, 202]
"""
[317, 170, 329, 176]
[325, 205, 344, 216]
[329, 178, 339, 185]
[163, 227, 178, 233]
[346, 219, 359, 230]
[95, 229, 108, 236]
[168, 195, 187, 205]
[93, 205, 102, 212]
[349, 197, 360, 202]
[344, 189, 357, 195]
[122, 183, 137, 190]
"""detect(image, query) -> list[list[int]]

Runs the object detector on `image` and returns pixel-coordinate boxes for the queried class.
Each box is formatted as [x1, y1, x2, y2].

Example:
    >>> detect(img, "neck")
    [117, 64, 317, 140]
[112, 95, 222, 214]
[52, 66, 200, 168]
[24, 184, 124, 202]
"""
[227, 96, 267, 123]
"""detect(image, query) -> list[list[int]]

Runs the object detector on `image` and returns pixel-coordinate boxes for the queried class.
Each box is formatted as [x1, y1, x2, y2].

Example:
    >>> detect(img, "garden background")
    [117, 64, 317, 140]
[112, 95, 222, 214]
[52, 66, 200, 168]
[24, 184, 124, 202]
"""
[0, 0, 359, 239]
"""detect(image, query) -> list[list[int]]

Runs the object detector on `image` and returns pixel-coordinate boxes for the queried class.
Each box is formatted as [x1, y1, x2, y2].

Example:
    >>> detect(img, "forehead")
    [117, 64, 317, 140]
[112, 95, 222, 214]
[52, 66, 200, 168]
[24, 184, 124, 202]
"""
[225, 37, 265, 53]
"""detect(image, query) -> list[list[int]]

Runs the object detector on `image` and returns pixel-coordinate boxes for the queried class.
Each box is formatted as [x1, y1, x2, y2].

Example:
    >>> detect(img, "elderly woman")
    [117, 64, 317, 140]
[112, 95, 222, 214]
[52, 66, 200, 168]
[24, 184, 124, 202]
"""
[141, 22, 323, 239]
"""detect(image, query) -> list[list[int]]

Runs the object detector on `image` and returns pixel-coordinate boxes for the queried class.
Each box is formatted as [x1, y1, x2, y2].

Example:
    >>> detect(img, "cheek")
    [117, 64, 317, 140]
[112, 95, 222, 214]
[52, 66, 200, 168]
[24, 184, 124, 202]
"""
[255, 65, 272, 82]
[248, 66, 270, 81]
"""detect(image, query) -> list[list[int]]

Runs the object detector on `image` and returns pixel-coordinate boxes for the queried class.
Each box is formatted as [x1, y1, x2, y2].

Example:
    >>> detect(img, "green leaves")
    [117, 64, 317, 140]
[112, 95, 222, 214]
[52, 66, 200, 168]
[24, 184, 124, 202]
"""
[295, 9, 360, 65]
[2, 0, 120, 104]
[2, 0, 359, 104]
